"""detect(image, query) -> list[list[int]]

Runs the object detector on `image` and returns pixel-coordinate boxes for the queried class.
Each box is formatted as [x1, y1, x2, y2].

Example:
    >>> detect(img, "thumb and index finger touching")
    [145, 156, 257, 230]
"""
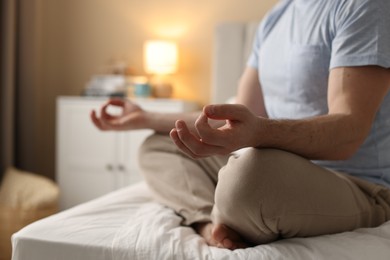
[194, 104, 248, 145]
[195, 104, 245, 132]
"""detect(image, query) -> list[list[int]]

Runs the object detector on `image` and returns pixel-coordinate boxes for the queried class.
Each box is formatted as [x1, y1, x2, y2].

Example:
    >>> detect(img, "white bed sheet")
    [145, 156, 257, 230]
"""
[12, 182, 390, 260]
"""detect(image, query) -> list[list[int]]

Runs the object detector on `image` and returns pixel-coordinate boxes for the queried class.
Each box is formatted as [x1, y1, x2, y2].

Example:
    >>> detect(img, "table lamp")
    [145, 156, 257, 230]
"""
[144, 40, 178, 98]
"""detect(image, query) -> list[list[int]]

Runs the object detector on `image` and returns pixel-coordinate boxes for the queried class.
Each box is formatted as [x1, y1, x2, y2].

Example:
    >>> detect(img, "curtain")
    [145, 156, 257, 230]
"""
[0, 0, 49, 182]
[0, 0, 18, 182]
[14, 0, 45, 177]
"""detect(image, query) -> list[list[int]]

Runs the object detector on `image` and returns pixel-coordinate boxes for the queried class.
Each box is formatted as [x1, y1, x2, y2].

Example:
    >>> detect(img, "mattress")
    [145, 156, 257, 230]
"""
[12, 182, 390, 260]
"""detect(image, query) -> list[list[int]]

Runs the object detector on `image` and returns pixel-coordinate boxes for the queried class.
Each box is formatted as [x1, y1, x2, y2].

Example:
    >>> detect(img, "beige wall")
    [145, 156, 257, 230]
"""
[27, 0, 278, 180]
[42, 0, 278, 104]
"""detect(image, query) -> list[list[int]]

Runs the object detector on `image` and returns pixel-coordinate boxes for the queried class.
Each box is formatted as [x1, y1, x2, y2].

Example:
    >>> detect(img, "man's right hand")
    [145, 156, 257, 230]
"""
[90, 98, 146, 131]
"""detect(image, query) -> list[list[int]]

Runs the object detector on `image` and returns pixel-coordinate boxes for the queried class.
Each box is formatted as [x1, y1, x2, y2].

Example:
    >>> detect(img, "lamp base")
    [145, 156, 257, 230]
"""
[153, 83, 173, 98]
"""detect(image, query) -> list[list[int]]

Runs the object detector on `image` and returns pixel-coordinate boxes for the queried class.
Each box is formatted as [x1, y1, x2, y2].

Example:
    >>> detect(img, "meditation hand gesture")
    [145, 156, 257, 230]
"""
[90, 99, 146, 131]
[170, 104, 260, 158]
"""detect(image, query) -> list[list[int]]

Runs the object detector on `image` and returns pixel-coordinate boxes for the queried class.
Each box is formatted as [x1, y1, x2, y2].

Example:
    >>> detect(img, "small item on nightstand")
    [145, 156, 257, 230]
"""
[134, 82, 152, 98]
[126, 76, 151, 98]
[83, 75, 127, 97]
[152, 83, 173, 98]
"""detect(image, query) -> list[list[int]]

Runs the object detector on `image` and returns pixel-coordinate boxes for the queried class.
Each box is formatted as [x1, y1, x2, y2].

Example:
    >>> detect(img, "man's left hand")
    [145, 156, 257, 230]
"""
[170, 104, 260, 158]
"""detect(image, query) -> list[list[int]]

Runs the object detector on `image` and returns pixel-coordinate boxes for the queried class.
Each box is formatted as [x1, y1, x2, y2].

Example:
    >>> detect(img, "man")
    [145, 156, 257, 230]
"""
[91, 0, 390, 250]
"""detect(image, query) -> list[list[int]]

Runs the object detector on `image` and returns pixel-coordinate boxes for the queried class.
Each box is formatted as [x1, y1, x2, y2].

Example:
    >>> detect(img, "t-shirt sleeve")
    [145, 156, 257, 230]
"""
[330, 0, 390, 69]
[246, 22, 264, 69]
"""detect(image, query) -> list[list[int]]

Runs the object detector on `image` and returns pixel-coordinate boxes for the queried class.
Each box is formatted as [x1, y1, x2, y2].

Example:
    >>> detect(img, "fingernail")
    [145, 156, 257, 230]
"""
[207, 105, 215, 116]
[169, 128, 176, 137]
[176, 120, 183, 130]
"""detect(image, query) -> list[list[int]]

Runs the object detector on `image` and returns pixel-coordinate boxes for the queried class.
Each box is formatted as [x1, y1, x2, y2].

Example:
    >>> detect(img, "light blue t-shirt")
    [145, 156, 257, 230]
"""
[247, 0, 390, 187]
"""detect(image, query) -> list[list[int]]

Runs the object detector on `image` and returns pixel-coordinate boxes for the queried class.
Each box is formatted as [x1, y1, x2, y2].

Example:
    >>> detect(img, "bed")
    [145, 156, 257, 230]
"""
[11, 22, 390, 260]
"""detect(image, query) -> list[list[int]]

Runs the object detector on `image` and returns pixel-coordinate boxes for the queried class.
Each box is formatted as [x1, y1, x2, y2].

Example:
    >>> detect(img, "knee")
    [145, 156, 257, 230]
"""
[138, 133, 175, 170]
[139, 133, 170, 154]
[139, 133, 176, 159]
[215, 150, 269, 207]
[213, 149, 301, 223]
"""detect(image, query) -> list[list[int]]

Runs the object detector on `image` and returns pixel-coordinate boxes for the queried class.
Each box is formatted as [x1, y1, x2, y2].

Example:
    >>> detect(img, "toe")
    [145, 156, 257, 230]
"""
[211, 224, 228, 243]
[222, 238, 235, 250]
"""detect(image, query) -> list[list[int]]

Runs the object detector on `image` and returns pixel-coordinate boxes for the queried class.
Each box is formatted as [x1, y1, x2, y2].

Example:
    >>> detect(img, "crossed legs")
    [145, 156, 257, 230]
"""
[139, 134, 390, 248]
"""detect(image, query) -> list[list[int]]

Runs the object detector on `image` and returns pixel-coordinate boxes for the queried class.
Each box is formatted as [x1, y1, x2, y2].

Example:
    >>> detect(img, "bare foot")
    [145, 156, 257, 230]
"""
[193, 222, 250, 250]
[193, 222, 220, 247]
[212, 223, 249, 250]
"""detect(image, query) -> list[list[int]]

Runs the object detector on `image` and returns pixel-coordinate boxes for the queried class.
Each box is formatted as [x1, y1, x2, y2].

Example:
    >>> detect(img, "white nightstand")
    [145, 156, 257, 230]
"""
[56, 96, 198, 210]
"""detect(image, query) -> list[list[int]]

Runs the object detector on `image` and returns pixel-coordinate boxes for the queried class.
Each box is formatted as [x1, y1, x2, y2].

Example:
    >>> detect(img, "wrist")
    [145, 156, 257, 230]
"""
[143, 111, 174, 134]
[253, 117, 272, 148]
[142, 111, 156, 130]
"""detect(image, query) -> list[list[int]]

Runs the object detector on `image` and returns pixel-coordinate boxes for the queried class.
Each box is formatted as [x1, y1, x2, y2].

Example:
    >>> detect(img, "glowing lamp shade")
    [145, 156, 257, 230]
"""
[144, 41, 178, 75]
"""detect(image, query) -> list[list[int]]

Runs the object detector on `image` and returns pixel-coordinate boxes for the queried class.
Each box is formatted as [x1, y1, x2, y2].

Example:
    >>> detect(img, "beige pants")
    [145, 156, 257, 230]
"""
[139, 134, 390, 244]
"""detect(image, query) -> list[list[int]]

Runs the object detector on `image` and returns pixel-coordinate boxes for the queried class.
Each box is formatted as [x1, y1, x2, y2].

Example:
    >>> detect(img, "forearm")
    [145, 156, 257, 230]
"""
[171, 67, 389, 160]
[256, 114, 369, 160]
[170, 104, 370, 160]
